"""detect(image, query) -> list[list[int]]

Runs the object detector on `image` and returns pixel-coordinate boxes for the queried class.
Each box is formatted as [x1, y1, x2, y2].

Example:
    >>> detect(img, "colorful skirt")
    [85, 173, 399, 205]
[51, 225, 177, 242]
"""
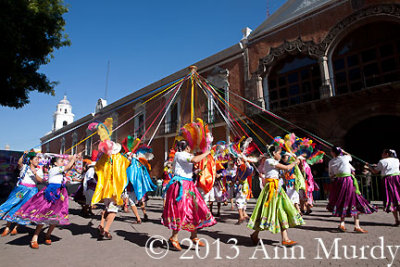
[382, 175, 400, 213]
[15, 186, 70, 225]
[162, 179, 216, 232]
[248, 180, 304, 234]
[0, 184, 38, 225]
[327, 176, 376, 217]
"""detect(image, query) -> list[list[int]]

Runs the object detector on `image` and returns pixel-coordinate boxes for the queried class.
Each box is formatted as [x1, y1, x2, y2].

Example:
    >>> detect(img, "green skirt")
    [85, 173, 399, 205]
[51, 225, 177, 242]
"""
[247, 181, 304, 234]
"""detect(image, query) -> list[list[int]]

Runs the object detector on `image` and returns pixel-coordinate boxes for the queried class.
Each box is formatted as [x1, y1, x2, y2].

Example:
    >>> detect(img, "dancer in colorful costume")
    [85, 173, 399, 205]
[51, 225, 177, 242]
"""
[224, 160, 237, 210]
[15, 154, 78, 249]
[248, 143, 304, 247]
[281, 153, 301, 213]
[297, 143, 324, 215]
[123, 141, 156, 223]
[367, 149, 400, 226]
[204, 161, 226, 217]
[162, 139, 216, 251]
[89, 118, 131, 239]
[228, 137, 256, 224]
[327, 146, 376, 233]
[0, 151, 43, 236]
[235, 156, 254, 224]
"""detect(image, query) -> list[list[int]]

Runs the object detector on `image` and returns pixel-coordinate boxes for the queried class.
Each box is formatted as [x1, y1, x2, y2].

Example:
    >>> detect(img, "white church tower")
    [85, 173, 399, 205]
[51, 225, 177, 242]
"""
[53, 95, 74, 131]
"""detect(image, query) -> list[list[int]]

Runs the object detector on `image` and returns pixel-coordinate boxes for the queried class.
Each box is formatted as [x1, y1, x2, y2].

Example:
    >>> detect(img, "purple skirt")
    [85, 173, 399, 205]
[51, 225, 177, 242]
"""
[15, 186, 70, 225]
[327, 176, 376, 217]
[383, 175, 400, 213]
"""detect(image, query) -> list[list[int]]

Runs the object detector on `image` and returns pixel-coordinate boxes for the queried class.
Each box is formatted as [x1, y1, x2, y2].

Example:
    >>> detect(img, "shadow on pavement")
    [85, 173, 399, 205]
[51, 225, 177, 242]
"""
[114, 230, 150, 247]
[62, 221, 99, 238]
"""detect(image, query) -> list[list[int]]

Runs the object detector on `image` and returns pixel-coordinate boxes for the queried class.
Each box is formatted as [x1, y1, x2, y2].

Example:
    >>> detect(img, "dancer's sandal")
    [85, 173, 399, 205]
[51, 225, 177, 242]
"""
[169, 238, 182, 251]
[190, 237, 205, 247]
[44, 235, 52, 245]
[10, 228, 18, 235]
[30, 241, 39, 249]
[250, 233, 260, 245]
[282, 240, 297, 247]
[103, 231, 112, 240]
[1, 228, 10, 237]
[97, 225, 105, 239]
[337, 225, 347, 232]
[235, 219, 245, 225]
[354, 227, 368, 233]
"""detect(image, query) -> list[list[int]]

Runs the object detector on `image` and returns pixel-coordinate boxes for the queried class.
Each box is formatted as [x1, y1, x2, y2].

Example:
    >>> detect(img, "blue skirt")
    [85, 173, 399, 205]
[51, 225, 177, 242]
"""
[0, 184, 38, 225]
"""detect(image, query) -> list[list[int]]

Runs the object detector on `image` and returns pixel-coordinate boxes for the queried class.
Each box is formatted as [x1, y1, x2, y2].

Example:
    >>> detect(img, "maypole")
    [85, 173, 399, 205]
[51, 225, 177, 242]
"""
[189, 65, 197, 122]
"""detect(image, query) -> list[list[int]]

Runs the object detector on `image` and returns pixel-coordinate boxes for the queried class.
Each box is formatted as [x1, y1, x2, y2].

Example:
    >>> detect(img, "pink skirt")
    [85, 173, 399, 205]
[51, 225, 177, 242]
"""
[15, 186, 69, 225]
[162, 178, 216, 232]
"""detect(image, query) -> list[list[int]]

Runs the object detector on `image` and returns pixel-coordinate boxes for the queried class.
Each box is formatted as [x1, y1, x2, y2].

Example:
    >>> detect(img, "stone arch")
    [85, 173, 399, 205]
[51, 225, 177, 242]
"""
[344, 115, 400, 163]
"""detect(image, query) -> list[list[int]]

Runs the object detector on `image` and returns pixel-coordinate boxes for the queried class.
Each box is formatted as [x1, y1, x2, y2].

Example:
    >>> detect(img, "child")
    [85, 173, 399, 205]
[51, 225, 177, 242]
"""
[0, 151, 43, 236]
[248, 145, 303, 247]
[235, 156, 254, 225]
[15, 154, 78, 248]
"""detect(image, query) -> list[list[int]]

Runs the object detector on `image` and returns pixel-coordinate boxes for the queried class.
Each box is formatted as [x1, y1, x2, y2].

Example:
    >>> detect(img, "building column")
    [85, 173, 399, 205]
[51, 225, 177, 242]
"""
[318, 55, 333, 98]
[255, 75, 265, 108]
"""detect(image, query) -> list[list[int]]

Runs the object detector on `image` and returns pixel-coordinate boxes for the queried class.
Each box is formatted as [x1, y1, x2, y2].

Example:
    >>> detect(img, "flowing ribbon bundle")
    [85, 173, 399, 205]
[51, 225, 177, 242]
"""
[264, 178, 279, 207]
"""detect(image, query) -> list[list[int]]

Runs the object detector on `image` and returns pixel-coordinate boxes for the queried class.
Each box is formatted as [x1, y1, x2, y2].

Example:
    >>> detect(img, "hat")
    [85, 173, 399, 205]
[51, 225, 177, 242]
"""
[111, 142, 122, 155]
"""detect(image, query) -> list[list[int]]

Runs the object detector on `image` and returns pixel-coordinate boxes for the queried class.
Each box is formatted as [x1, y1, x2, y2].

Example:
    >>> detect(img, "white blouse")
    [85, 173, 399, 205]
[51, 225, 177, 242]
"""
[263, 158, 280, 179]
[19, 165, 43, 185]
[329, 155, 353, 177]
[376, 158, 400, 176]
[173, 151, 194, 179]
[48, 166, 65, 184]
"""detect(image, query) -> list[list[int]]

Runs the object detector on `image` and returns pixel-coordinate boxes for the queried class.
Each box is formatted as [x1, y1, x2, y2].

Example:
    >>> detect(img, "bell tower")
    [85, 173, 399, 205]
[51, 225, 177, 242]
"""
[53, 95, 74, 131]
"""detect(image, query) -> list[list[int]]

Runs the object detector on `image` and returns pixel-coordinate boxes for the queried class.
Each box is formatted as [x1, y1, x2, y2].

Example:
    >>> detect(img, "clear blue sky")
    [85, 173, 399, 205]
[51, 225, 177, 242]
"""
[0, 0, 286, 151]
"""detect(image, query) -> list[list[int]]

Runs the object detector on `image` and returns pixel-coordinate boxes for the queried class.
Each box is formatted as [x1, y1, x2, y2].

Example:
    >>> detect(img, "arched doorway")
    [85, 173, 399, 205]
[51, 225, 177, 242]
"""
[345, 115, 400, 164]
[332, 21, 400, 95]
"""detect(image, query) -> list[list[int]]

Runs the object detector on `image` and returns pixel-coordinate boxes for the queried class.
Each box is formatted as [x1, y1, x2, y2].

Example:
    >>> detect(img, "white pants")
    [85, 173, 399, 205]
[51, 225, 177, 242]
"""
[286, 187, 300, 205]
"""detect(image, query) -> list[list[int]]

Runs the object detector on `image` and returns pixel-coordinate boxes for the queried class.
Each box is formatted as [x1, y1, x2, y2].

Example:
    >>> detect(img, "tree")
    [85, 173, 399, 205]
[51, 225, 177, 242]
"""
[0, 0, 70, 108]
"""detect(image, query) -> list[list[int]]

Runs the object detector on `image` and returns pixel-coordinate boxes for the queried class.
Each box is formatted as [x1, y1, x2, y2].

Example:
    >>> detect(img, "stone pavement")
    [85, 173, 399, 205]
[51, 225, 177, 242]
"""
[0, 198, 399, 267]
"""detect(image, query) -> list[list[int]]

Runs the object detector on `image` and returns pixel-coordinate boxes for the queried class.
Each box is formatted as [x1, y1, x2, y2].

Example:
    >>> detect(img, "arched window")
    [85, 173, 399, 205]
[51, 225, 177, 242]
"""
[65, 109, 67, 114]
[63, 121, 68, 127]
[332, 21, 400, 95]
[266, 55, 320, 110]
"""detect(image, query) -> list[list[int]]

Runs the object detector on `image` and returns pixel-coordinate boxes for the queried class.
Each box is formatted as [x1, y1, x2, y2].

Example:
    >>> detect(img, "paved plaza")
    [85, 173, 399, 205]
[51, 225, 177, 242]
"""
[0, 198, 399, 267]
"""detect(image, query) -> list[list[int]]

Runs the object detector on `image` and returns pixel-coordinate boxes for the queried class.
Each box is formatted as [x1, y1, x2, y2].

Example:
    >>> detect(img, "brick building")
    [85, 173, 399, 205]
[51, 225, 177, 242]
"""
[41, 0, 400, 178]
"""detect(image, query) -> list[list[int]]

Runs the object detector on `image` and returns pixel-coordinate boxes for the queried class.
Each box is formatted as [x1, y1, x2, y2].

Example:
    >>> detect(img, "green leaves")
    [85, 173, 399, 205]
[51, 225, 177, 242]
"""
[0, 0, 70, 108]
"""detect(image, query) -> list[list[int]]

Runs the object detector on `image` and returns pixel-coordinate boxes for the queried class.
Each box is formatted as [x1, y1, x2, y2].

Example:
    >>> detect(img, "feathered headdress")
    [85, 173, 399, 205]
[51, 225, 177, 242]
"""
[179, 118, 213, 153]
[88, 118, 116, 156]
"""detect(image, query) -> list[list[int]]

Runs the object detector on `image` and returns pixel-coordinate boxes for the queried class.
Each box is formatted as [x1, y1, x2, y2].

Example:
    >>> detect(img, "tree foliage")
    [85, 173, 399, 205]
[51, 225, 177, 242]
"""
[0, 0, 70, 108]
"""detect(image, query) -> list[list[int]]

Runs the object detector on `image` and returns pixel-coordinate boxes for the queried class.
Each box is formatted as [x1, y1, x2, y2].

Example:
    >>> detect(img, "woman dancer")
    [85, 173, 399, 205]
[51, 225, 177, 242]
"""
[248, 145, 303, 247]
[367, 149, 400, 226]
[327, 146, 376, 233]
[162, 140, 216, 251]
[15, 154, 78, 248]
[0, 151, 43, 236]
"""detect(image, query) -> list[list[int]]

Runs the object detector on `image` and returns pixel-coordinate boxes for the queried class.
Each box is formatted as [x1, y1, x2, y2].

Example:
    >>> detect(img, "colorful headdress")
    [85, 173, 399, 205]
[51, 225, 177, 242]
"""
[179, 118, 213, 153]
[88, 118, 120, 156]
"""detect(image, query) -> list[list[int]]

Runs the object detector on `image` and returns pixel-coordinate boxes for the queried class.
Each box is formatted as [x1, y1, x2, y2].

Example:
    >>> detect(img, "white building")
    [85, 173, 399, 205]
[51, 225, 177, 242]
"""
[53, 95, 74, 132]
